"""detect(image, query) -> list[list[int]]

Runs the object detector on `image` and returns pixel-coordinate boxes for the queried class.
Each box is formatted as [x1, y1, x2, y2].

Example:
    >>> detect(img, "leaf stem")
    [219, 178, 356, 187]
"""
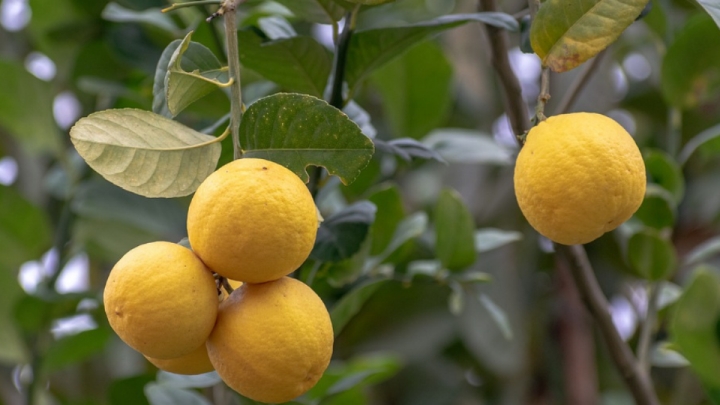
[558, 244, 660, 405]
[162, 0, 221, 13]
[478, 0, 530, 143]
[533, 67, 550, 124]
[221, 0, 245, 159]
[637, 282, 661, 372]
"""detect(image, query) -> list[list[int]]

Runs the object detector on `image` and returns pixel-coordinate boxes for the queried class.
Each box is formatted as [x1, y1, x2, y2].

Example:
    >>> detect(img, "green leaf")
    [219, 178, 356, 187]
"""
[42, 326, 112, 372]
[109, 375, 154, 405]
[684, 235, 720, 266]
[697, 0, 720, 29]
[661, 15, 720, 108]
[0, 186, 52, 269]
[634, 184, 676, 229]
[530, 0, 649, 72]
[330, 279, 390, 337]
[144, 383, 212, 405]
[671, 267, 720, 387]
[311, 201, 377, 262]
[102, 2, 178, 33]
[273, 0, 347, 24]
[422, 129, 513, 165]
[156, 372, 222, 389]
[70, 109, 224, 198]
[370, 41, 452, 140]
[0, 264, 26, 364]
[0, 60, 60, 154]
[257, 15, 297, 39]
[644, 149, 684, 203]
[346, 13, 518, 93]
[365, 212, 427, 270]
[478, 293, 513, 340]
[239, 93, 374, 185]
[237, 30, 332, 97]
[165, 32, 230, 117]
[474, 228, 523, 253]
[678, 122, 720, 165]
[627, 230, 676, 281]
[367, 184, 405, 255]
[435, 189, 477, 271]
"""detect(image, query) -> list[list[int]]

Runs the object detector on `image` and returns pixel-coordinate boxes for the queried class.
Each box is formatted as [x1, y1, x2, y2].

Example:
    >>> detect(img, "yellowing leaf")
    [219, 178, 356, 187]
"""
[530, 0, 649, 72]
[70, 109, 224, 198]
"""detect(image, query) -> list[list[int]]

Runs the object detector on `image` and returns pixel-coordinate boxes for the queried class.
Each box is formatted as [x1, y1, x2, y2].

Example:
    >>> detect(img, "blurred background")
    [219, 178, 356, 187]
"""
[1, 0, 719, 404]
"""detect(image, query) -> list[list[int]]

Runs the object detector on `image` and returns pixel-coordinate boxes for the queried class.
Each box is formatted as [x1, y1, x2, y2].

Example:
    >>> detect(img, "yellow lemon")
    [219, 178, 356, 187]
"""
[187, 158, 318, 283]
[514, 113, 646, 245]
[145, 343, 214, 375]
[207, 277, 334, 403]
[103, 242, 218, 359]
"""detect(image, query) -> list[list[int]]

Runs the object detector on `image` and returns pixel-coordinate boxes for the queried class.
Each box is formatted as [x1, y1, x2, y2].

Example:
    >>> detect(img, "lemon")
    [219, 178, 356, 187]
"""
[103, 241, 218, 359]
[514, 113, 646, 245]
[207, 277, 334, 403]
[145, 343, 214, 375]
[187, 158, 318, 283]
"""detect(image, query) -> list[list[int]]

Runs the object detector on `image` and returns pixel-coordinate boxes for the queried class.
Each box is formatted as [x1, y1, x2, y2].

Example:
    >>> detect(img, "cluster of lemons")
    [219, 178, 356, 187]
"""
[103, 158, 333, 404]
[514, 112, 647, 245]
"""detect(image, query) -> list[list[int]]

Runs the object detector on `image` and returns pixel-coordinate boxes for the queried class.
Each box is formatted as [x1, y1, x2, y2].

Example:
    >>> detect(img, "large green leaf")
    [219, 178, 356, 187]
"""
[70, 109, 224, 198]
[311, 201, 377, 262]
[0, 186, 52, 269]
[671, 267, 720, 387]
[273, 0, 347, 24]
[661, 15, 720, 108]
[239, 93, 374, 185]
[238, 30, 332, 97]
[0, 60, 60, 154]
[346, 13, 518, 93]
[627, 230, 676, 281]
[165, 32, 230, 117]
[370, 41, 452, 139]
[330, 279, 390, 337]
[530, 0, 649, 72]
[435, 189, 477, 271]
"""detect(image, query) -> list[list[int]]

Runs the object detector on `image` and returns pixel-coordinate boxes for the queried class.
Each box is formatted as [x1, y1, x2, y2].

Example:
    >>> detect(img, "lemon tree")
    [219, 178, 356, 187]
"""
[1, 0, 720, 404]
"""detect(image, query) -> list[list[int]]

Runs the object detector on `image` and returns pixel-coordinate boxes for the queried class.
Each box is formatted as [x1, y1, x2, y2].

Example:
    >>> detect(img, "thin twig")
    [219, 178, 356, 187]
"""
[558, 244, 660, 405]
[221, 0, 244, 159]
[533, 67, 550, 123]
[554, 50, 607, 115]
[478, 0, 530, 142]
[637, 282, 661, 372]
[221, 277, 235, 295]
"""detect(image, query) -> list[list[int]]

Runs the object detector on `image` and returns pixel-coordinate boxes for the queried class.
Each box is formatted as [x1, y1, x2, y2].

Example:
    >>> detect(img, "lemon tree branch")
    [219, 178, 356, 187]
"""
[478, 0, 529, 142]
[220, 0, 245, 159]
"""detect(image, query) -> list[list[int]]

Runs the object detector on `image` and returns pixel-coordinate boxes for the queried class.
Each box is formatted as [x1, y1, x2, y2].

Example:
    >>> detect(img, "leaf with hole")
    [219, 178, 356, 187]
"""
[627, 230, 676, 281]
[671, 267, 720, 387]
[311, 201, 377, 262]
[165, 32, 230, 117]
[435, 189, 477, 271]
[530, 0, 649, 72]
[237, 30, 332, 97]
[346, 13, 518, 93]
[70, 109, 225, 198]
[239, 93, 374, 185]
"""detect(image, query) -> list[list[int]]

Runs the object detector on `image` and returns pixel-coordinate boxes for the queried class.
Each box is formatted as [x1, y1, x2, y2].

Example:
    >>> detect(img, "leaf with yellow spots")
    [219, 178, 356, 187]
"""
[530, 0, 649, 72]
